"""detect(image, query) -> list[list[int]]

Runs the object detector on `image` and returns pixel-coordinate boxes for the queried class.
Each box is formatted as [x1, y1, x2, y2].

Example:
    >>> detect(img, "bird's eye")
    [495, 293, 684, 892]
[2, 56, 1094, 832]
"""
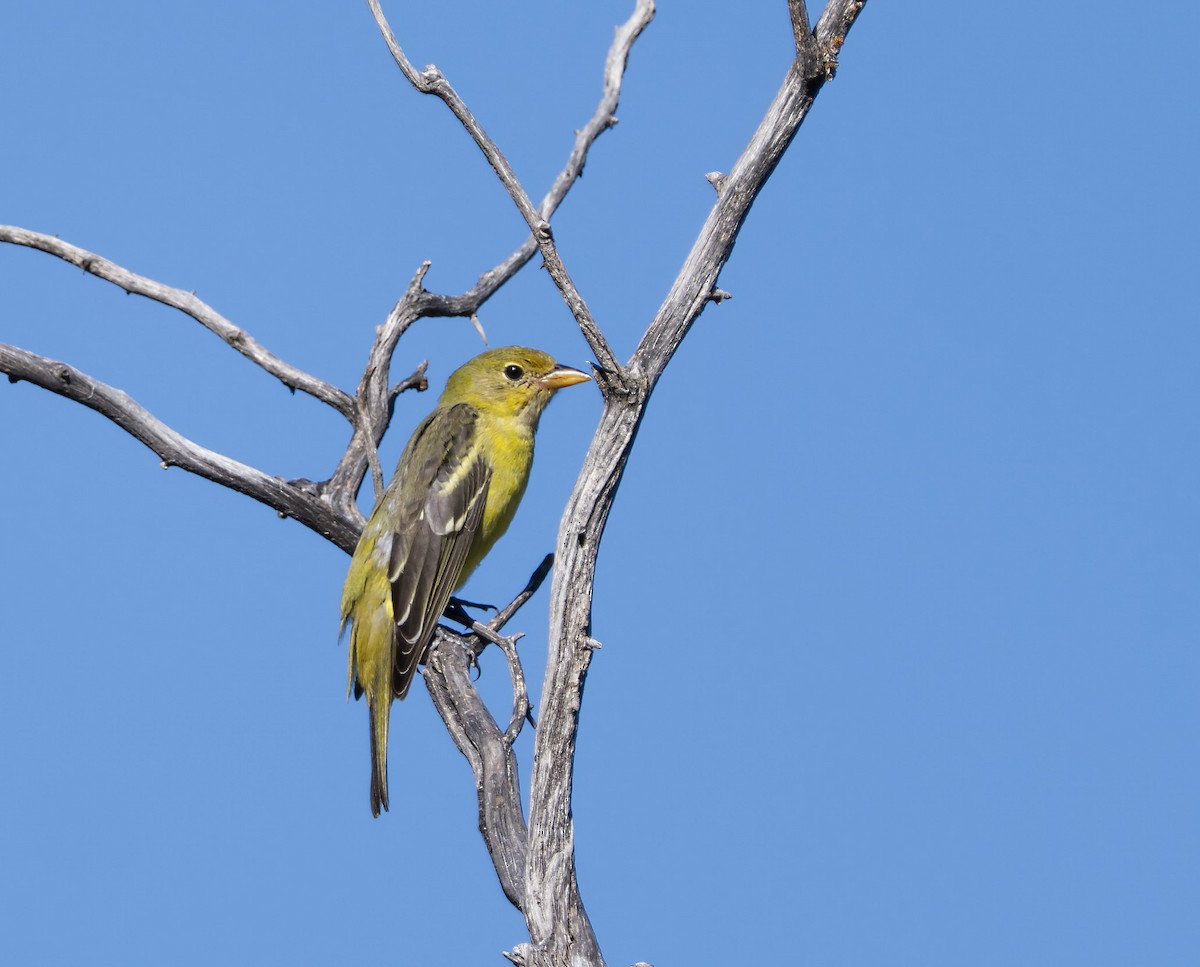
[503, 364, 524, 381]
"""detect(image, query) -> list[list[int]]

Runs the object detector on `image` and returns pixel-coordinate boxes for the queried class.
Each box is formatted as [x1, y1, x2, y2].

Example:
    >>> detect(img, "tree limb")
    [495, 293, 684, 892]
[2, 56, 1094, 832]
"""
[0, 225, 354, 417]
[789, 0, 819, 62]
[1, 2, 871, 963]
[364, 0, 873, 962]
[326, 1, 653, 517]
[424, 630, 529, 910]
[0, 0, 645, 533]
[0, 342, 360, 552]
[525, 2, 870, 964]
[366, 0, 651, 386]
[421, 556, 554, 910]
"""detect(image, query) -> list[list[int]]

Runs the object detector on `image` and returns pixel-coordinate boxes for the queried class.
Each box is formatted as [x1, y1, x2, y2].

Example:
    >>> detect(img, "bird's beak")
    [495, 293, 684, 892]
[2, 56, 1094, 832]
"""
[540, 363, 591, 390]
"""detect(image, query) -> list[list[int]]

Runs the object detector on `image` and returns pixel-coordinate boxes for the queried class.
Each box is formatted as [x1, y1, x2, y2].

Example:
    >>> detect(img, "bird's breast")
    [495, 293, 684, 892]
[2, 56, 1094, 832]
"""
[459, 419, 535, 584]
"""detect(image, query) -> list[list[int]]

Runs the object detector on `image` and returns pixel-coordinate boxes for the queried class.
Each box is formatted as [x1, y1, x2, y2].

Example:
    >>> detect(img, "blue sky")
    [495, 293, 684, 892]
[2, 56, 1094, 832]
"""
[2, 2, 1197, 965]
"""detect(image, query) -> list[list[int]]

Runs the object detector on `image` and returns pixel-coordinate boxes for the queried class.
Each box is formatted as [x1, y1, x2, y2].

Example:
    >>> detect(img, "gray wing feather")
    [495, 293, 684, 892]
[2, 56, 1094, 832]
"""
[386, 403, 490, 700]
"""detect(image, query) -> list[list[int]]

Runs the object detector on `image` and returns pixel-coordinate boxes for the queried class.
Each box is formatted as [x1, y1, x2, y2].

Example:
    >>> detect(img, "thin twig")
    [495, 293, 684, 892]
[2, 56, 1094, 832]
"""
[367, 0, 641, 384]
[788, 0, 819, 63]
[466, 553, 555, 657]
[366, 439, 386, 501]
[325, 262, 431, 520]
[358, 359, 430, 501]
[1, 0, 651, 549]
[468, 625, 531, 746]
[0, 225, 354, 417]
[388, 360, 429, 403]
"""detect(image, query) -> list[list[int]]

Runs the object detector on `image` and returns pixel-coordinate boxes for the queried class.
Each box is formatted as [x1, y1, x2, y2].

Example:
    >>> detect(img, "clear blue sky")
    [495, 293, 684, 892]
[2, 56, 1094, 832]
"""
[2, 2, 1197, 965]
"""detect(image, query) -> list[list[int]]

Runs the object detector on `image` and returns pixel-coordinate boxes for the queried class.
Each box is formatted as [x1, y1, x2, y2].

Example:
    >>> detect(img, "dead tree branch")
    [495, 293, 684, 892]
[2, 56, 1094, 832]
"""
[525, 3, 869, 965]
[0, 225, 353, 416]
[421, 556, 553, 910]
[369, 0, 871, 962]
[366, 0, 641, 385]
[0, 341, 360, 551]
[1, 1, 870, 964]
[0, 0, 644, 546]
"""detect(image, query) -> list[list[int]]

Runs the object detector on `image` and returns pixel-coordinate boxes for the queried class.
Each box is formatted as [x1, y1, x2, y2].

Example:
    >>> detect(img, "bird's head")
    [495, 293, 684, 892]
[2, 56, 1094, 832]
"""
[440, 346, 591, 423]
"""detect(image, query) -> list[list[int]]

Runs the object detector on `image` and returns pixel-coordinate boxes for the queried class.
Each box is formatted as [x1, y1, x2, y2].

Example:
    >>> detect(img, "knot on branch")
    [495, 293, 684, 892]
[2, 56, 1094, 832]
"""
[286, 477, 325, 498]
[820, 35, 844, 79]
[502, 944, 531, 966]
[593, 364, 644, 405]
[418, 65, 445, 91]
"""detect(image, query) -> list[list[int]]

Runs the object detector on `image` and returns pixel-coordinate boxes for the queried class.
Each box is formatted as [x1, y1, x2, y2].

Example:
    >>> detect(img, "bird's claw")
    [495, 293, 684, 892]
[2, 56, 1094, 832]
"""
[444, 596, 497, 627]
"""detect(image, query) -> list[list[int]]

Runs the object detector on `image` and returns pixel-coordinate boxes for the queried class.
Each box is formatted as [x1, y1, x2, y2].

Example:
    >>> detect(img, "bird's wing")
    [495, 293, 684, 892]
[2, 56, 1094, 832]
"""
[388, 402, 490, 699]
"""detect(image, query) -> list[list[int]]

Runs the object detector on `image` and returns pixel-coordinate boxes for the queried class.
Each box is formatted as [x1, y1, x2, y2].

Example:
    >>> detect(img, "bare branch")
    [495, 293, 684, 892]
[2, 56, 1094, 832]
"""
[788, 0, 818, 61]
[525, 3, 871, 964]
[469, 553, 555, 656]
[1, 0, 651, 551]
[0, 342, 359, 552]
[366, 0, 648, 384]
[325, 262, 431, 520]
[540, 0, 656, 232]
[388, 361, 429, 403]
[2, 3, 871, 964]
[623, 0, 869, 385]
[468, 625, 532, 746]
[425, 631, 529, 909]
[788, 0, 813, 34]
[366, 3, 870, 963]
[365, 441, 386, 502]
[0, 225, 354, 417]
[325, 0, 653, 507]
[815, 0, 868, 75]
[421, 557, 554, 911]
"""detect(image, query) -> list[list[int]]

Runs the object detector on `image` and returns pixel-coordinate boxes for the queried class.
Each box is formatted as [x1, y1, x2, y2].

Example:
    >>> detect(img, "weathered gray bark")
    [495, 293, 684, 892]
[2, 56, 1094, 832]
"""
[0, 2, 870, 964]
[523, 4, 868, 964]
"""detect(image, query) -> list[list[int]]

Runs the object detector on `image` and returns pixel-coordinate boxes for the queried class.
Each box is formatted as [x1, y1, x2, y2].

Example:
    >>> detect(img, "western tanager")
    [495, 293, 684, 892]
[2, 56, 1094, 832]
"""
[340, 346, 590, 815]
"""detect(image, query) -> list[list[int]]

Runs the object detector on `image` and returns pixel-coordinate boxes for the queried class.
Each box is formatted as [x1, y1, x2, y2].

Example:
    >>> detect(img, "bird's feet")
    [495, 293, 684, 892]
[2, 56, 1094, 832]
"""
[444, 596, 496, 628]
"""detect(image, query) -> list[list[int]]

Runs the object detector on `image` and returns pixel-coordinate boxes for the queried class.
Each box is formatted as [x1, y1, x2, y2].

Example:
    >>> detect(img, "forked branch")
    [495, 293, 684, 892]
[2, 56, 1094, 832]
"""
[2, 2, 871, 965]
[366, 0, 644, 385]
[526, 2, 869, 965]
[0, 225, 353, 416]
[0, 0, 649, 551]
[369, 1, 870, 964]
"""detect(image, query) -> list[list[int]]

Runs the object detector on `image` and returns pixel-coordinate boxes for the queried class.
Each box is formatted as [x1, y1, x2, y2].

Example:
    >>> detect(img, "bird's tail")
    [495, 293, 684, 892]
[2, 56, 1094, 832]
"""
[367, 693, 390, 816]
[344, 589, 395, 818]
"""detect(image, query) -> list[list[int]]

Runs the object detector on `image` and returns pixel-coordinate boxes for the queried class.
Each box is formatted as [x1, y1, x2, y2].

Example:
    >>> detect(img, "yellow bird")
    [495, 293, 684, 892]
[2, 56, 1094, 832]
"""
[340, 347, 591, 815]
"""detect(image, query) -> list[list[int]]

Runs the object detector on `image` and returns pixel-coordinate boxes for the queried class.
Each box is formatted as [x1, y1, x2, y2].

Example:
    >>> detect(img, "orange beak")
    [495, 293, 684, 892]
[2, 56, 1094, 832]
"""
[540, 363, 591, 391]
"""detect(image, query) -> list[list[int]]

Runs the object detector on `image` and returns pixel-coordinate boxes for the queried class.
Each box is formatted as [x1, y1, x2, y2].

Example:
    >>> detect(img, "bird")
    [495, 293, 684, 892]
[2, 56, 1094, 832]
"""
[339, 346, 591, 816]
